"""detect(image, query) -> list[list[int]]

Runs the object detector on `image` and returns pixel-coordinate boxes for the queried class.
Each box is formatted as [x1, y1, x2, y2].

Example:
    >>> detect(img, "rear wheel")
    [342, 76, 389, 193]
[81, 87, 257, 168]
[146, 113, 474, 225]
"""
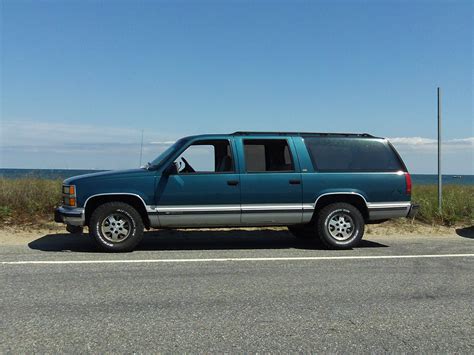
[89, 202, 144, 252]
[317, 202, 364, 249]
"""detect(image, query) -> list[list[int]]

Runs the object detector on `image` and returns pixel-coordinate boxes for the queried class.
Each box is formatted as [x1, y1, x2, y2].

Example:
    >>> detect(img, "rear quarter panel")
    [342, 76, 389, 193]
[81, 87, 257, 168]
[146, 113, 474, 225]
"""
[301, 172, 408, 204]
[292, 136, 409, 204]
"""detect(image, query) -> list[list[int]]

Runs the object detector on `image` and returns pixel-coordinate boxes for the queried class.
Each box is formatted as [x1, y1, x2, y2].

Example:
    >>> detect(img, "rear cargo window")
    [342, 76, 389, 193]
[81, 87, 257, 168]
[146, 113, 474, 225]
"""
[304, 137, 403, 172]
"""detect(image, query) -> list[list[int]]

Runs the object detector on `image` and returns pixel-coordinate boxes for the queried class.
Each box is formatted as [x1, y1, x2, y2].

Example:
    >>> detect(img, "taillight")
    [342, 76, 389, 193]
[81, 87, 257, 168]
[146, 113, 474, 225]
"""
[405, 172, 412, 195]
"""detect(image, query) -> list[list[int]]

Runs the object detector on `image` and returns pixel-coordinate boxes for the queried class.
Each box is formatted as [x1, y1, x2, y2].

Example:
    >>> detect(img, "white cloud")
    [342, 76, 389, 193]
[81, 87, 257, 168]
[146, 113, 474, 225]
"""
[388, 137, 437, 145]
[448, 137, 474, 145]
[0, 120, 178, 148]
[388, 136, 473, 174]
[149, 141, 176, 145]
[388, 136, 473, 151]
[1, 120, 143, 146]
[0, 120, 179, 169]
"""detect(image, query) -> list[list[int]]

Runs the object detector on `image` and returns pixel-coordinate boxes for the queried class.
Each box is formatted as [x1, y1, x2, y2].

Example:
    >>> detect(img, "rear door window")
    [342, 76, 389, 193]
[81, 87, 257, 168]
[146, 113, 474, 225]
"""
[243, 139, 294, 172]
[304, 137, 403, 172]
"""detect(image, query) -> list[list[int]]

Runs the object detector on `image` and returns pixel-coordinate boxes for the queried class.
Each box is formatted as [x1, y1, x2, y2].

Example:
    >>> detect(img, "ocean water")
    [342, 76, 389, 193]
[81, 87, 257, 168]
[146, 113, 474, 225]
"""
[0, 168, 107, 180]
[1, 168, 473, 185]
[411, 174, 474, 185]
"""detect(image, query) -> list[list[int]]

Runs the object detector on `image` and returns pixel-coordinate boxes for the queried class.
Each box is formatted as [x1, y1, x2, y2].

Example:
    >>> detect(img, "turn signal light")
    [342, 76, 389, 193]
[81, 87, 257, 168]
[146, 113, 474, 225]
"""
[69, 197, 76, 206]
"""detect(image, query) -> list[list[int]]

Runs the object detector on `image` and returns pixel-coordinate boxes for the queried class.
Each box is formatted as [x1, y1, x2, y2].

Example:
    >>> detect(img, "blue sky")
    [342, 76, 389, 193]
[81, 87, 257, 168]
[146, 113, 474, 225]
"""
[1, 0, 472, 173]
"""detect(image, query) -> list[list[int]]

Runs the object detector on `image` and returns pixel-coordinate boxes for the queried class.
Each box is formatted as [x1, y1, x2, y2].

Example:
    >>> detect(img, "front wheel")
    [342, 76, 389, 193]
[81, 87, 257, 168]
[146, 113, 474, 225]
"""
[89, 202, 144, 252]
[316, 203, 365, 249]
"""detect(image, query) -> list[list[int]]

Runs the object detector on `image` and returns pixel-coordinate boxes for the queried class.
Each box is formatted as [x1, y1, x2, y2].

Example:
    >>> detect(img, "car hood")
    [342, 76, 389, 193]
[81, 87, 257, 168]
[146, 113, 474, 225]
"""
[64, 168, 152, 185]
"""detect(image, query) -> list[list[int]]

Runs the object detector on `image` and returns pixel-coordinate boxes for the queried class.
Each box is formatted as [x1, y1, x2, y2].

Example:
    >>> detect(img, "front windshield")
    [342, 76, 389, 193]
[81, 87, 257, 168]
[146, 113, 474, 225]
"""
[149, 138, 187, 169]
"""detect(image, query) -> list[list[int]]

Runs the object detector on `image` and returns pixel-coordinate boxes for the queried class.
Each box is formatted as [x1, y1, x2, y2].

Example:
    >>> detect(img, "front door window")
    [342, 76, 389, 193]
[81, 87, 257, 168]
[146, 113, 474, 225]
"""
[174, 140, 234, 174]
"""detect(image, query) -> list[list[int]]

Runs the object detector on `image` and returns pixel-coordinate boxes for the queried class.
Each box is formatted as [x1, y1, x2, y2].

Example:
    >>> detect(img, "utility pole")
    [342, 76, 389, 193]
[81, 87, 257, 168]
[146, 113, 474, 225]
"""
[437, 88, 442, 213]
[139, 129, 144, 167]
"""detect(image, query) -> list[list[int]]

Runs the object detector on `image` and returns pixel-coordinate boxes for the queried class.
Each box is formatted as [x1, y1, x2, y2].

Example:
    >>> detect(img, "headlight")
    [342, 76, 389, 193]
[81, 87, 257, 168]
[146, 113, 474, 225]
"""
[62, 185, 77, 207]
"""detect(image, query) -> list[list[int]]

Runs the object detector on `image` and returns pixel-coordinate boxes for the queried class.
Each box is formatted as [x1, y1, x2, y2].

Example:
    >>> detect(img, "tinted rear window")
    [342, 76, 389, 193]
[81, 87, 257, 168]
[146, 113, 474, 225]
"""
[304, 137, 403, 172]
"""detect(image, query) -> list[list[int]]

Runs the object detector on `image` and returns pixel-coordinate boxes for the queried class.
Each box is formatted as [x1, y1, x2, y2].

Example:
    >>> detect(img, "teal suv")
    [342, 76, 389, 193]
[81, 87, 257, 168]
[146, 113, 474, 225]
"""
[55, 132, 418, 252]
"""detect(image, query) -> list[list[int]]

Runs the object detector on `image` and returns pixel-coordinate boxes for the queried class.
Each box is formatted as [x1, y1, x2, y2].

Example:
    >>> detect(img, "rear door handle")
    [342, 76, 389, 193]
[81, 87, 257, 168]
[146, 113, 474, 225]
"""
[289, 179, 301, 185]
[227, 180, 239, 186]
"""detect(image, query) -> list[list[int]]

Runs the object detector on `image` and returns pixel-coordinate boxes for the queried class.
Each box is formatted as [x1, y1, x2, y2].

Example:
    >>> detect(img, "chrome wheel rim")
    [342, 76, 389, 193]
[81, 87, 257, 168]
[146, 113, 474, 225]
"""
[327, 212, 355, 241]
[100, 213, 131, 243]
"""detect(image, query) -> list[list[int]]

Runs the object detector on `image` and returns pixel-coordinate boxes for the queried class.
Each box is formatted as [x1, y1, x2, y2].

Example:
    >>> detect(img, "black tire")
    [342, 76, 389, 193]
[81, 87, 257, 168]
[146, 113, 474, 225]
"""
[89, 202, 144, 252]
[288, 225, 316, 239]
[316, 202, 364, 249]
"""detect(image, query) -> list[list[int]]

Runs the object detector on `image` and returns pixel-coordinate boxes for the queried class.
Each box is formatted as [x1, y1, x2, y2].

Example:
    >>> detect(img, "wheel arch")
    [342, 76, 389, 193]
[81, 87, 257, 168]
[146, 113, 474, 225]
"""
[84, 193, 151, 228]
[312, 192, 369, 221]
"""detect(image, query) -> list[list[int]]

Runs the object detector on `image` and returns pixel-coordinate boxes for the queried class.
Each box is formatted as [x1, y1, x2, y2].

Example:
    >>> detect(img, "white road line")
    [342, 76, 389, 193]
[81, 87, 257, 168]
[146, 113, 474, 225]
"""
[2, 254, 474, 265]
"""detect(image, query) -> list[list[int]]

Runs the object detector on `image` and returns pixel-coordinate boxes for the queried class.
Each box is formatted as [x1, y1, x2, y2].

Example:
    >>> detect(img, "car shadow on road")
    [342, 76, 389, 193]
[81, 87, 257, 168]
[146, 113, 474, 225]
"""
[455, 226, 474, 239]
[28, 229, 388, 253]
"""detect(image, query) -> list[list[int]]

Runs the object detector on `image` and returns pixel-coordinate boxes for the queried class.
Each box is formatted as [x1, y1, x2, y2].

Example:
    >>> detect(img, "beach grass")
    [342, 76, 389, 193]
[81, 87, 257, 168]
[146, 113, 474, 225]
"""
[411, 184, 474, 226]
[0, 178, 62, 226]
[0, 177, 472, 227]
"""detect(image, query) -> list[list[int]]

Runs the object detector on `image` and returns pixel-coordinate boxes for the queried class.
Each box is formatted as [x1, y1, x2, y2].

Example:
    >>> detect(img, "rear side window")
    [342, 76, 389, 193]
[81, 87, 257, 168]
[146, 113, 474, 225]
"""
[304, 137, 403, 172]
[244, 139, 294, 172]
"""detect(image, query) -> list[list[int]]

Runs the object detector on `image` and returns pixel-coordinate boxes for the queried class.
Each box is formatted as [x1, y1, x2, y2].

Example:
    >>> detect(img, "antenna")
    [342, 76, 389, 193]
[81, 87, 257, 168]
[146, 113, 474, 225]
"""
[437, 88, 442, 213]
[139, 129, 144, 167]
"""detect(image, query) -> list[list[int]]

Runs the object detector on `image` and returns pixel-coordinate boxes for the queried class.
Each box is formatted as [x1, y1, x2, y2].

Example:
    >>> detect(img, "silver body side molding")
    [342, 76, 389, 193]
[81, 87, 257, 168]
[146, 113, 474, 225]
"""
[149, 203, 312, 227]
[308, 192, 410, 222]
[366, 201, 411, 220]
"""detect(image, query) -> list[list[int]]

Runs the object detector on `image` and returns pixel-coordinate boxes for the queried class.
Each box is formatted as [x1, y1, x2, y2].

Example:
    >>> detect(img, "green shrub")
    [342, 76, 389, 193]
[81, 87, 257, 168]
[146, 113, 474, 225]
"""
[0, 206, 12, 222]
[0, 178, 62, 224]
[412, 185, 474, 226]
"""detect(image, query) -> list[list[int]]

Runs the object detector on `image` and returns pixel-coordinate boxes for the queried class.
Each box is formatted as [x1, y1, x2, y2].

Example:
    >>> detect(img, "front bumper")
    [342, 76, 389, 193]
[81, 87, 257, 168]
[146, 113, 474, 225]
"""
[407, 203, 420, 219]
[54, 206, 85, 226]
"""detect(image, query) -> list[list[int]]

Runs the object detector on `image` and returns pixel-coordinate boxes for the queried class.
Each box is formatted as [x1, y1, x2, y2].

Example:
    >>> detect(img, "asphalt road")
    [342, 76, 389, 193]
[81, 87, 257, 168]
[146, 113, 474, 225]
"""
[1, 229, 473, 353]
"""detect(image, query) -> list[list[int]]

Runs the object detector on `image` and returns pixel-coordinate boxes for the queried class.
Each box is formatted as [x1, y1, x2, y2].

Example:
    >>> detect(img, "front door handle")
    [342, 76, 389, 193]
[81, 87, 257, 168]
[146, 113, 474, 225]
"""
[227, 180, 239, 186]
[289, 179, 301, 185]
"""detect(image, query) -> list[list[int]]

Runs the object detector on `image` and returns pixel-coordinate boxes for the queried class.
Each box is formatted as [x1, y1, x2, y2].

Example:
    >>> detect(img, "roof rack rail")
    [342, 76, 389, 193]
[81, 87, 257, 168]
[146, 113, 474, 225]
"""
[230, 131, 375, 138]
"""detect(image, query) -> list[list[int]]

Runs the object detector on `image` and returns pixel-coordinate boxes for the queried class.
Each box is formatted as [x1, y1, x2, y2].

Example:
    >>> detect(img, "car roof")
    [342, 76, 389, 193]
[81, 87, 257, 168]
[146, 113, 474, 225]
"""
[181, 131, 384, 141]
[231, 131, 379, 138]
